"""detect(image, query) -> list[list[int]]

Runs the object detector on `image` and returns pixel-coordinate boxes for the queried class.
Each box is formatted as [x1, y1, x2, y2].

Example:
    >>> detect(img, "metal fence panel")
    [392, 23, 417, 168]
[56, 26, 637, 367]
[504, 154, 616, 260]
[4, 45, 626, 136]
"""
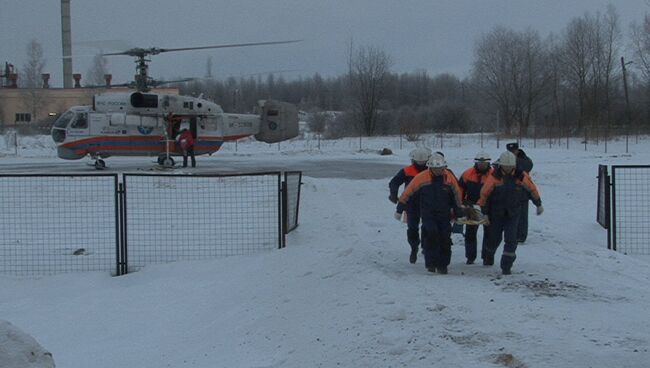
[284, 171, 302, 233]
[123, 173, 281, 272]
[597, 165, 610, 229]
[0, 174, 119, 276]
[611, 166, 650, 255]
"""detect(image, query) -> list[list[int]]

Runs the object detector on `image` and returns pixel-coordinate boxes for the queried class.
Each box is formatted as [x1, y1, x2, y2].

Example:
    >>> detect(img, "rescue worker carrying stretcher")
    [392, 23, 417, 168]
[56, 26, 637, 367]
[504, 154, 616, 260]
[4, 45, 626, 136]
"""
[389, 147, 433, 264]
[394, 153, 464, 274]
[458, 151, 494, 265]
[477, 151, 543, 275]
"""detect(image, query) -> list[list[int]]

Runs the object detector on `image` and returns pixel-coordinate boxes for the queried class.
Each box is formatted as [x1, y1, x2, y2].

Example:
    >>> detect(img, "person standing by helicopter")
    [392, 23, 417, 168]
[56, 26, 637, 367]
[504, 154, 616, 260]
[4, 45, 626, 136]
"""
[176, 123, 196, 168]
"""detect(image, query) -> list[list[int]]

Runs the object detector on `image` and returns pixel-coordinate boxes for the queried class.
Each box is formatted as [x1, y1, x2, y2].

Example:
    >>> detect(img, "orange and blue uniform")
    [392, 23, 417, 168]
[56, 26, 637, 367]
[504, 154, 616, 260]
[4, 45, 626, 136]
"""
[478, 169, 541, 272]
[389, 164, 427, 253]
[397, 169, 464, 271]
[459, 166, 494, 263]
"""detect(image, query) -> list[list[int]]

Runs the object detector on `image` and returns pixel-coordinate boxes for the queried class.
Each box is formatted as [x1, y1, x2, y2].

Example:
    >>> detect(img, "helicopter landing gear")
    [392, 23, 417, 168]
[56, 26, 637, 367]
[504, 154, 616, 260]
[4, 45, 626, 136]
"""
[157, 154, 175, 168]
[94, 159, 106, 170]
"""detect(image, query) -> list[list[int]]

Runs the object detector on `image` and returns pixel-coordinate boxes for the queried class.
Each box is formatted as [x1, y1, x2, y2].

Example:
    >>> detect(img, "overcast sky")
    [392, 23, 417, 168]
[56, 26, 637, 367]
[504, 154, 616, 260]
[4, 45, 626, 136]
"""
[0, 0, 648, 87]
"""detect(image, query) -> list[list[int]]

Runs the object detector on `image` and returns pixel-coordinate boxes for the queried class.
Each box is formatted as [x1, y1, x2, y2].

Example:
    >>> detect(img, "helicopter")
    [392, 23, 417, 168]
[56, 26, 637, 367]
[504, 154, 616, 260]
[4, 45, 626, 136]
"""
[51, 40, 301, 169]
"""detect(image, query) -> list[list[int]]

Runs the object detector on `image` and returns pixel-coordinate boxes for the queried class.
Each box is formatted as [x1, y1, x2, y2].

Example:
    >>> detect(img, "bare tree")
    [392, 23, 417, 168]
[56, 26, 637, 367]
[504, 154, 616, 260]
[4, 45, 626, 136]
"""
[585, 6, 620, 128]
[20, 39, 46, 88]
[308, 111, 330, 134]
[472, 27, 550, 135]
[631, 15, 650, 80]
[631, 13, 650, 128]
[562, 7, 621, 131]
[86, 53, 109, 86]
[347, 44, 392, 136]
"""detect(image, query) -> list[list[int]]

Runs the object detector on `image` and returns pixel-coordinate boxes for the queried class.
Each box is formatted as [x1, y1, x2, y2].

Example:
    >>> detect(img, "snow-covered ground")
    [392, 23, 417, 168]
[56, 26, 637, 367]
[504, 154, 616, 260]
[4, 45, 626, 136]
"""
[1, 133, 649, 367]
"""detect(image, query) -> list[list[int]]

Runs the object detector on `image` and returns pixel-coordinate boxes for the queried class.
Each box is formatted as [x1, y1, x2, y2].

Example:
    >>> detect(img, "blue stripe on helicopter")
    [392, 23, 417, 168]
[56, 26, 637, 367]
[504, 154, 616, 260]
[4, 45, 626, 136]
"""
[68, 139, 224, 150]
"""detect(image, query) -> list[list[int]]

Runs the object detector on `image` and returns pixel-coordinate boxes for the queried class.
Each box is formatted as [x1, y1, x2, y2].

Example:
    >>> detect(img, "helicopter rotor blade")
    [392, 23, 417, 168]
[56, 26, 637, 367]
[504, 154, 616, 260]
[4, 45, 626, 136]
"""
[150, 78, 197, 86]
[101, 40, 302, 58]
[157, 39, 302, 53]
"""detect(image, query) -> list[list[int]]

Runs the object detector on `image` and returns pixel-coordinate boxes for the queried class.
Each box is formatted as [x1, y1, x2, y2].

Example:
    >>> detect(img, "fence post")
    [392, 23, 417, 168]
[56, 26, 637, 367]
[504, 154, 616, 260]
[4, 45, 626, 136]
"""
[611, 167, 617, 251]
[120, 179, 129, 275]
[606, 171, 612, 251]
[605, 123, 609, 153]
[115, 180, 122, 276]
[280, 175, 286, 249]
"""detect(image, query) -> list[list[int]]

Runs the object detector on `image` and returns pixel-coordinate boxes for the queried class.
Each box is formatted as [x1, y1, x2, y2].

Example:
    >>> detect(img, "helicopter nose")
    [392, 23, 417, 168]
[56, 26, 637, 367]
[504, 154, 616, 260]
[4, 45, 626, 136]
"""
[56, 146, 85, 160]
[51, 128, 66, 143]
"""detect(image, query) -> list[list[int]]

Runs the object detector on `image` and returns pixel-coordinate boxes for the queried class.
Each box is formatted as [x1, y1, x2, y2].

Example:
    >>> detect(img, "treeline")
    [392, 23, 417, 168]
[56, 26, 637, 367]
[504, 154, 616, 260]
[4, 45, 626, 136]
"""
[178, 5, 650, 139]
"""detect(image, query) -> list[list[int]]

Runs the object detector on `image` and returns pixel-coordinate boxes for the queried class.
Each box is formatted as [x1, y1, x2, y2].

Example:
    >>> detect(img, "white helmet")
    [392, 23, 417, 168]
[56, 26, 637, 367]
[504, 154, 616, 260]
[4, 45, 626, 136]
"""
[426, 153, 447, 168]
[409, 147, 432, 163]
[474, 151, 491, 162]
[495, 151, 516, 167]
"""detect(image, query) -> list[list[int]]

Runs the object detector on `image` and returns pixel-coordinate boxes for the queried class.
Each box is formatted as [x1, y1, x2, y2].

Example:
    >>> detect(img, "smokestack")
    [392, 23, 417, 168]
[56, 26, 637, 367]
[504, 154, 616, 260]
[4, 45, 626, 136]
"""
[61, 0, 72, 88]
[104, 74, 112, 88]
[42, 73, 50, 88]
[73, 73, 81, 88]
[9, 73, 18, 88]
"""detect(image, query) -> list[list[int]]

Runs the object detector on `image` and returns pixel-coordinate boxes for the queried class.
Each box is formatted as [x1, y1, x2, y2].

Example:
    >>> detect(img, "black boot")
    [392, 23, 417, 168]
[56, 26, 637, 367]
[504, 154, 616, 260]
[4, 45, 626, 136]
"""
[437, 266, 448, 274]
[483, 254, 494, 266]
[409, 249, 417, 264]
[466, 258, 475, 265]
[502, 268, 512, 275]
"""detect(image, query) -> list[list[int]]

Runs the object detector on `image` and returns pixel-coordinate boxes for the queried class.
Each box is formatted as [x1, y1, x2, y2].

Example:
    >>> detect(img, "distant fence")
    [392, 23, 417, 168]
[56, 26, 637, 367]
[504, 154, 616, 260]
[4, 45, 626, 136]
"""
[598, 165, 650, 254]
[1, 172, 302, 276]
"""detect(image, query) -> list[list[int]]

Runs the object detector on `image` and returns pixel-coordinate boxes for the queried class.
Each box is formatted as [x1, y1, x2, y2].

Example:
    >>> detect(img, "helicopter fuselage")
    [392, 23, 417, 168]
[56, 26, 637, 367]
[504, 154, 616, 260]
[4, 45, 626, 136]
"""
[51, 92, 299, 163]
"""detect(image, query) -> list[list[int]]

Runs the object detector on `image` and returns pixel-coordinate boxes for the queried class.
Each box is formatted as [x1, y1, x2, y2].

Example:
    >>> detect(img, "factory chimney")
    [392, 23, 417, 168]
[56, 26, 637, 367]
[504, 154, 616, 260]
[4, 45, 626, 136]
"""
[61, 0, 73, 88]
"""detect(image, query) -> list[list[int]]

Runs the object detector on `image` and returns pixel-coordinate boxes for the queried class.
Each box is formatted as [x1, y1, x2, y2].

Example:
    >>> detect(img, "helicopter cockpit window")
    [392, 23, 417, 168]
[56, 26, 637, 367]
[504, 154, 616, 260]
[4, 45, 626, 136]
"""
[71, 113, 88, 129]
[53, 111, 74, 128]
[130, 92, 159, 108]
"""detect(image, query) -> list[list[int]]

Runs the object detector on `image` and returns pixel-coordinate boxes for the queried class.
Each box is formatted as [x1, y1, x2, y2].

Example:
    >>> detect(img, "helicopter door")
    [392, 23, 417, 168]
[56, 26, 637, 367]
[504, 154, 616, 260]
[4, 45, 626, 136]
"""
[189, 117, 197, 139]
[68, 112, 89, 137]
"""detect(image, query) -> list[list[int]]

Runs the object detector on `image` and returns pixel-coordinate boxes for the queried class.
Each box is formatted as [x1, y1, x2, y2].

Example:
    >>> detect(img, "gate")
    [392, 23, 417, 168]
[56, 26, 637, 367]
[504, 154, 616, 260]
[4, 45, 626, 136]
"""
[122, 172, 282, 273]
[610, 165, 650, 254]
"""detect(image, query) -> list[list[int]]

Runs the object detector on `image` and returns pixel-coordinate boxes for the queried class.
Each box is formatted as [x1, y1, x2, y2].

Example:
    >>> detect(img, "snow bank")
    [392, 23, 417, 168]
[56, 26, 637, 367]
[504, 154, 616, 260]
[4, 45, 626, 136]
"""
[0, 320, 55, 368]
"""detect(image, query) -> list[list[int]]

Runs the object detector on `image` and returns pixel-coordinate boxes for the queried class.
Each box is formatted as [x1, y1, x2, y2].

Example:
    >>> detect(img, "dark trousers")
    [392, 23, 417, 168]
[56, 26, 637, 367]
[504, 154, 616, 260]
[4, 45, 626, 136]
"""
[183, 147, 196, 167]
[406, 211, 421, 253]
[464, 224, 489, 262]
[485, 214, 519, 272]
[422, 219, 452, 269]
[517, 201, 528, 242]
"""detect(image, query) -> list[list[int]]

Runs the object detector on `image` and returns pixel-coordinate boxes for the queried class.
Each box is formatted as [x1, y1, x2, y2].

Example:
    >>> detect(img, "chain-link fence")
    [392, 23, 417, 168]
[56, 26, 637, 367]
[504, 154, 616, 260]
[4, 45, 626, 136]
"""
[1, 172, 302, 277]
[123, 173, 282, 272]
[611, 166, 650, 255]
[0, 174, 119, 276]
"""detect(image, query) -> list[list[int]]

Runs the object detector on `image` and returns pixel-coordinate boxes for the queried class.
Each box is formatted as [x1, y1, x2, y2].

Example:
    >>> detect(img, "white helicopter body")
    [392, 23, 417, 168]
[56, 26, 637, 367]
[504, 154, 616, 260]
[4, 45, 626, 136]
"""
[51, 91, 299, 168]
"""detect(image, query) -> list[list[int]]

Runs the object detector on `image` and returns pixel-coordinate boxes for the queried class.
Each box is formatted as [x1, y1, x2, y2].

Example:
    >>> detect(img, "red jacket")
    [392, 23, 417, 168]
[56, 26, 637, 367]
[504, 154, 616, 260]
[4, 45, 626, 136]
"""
[177, 130, 195, 150]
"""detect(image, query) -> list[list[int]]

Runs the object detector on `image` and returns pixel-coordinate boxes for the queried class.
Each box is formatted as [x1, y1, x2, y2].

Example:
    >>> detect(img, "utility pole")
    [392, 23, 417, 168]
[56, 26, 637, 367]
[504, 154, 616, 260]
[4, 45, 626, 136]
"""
[621, 57, 633, 153]
[496, 110, 500, 149]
